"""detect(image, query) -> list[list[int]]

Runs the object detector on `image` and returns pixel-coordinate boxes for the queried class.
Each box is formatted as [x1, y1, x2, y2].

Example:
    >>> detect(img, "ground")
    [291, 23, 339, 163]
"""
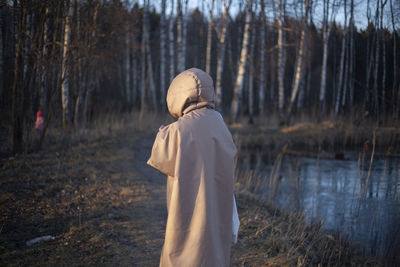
[0, 123, 387, 266]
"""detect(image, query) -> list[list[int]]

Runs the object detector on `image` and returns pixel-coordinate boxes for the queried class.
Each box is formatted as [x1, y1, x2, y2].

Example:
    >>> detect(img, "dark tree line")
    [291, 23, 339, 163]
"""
[0, 0, 399, 155]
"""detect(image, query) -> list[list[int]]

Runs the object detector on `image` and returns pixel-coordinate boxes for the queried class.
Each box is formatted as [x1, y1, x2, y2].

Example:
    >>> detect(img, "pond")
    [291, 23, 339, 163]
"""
[238, 151, 400, 256]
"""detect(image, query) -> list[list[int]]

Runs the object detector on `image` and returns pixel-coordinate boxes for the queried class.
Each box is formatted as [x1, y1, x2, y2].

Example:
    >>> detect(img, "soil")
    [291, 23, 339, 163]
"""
[0, 125, 385, 266]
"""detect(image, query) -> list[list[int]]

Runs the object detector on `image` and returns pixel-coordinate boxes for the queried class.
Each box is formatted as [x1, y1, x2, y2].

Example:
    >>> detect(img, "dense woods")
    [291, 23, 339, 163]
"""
[1, 0, 399, 155]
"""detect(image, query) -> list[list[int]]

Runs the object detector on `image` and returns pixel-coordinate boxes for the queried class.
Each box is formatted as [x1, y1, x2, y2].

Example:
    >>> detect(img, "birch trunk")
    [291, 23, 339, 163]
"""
[277, 0, 286, 121]
[335, 0, 347, 115]
[205, 0, 214, 74]
[215, 0, 229, 108]
[319, 0, 331, 112]
[286, 0, 309, 120]
[258, 0, 266, 115]
[160, 0, 167, 110]
[168, 0, 175, 83]
[230, 0, 252, 122]
[61, 0, 73, 129]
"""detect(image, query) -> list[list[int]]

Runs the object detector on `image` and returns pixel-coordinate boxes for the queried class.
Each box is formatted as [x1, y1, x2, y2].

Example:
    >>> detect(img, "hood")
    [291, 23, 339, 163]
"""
[167, 68, 215, 118]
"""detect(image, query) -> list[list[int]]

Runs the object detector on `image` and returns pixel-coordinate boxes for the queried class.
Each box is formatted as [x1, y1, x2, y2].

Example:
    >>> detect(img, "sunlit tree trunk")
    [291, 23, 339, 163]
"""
[230, 0, 252, 122]
[61, 0, 72, 129]
[168, 0, 175, 83]
[286, 0, 309, 121]
[205, 0, 214, 74]
[160, 0, 167, 110]
[277, 0, 286, 121]
[215, 0, 230, 108]
[258, 0, 266, 115]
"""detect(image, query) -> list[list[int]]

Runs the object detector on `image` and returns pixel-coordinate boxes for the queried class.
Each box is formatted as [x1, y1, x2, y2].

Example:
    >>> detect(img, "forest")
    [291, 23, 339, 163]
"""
[0, 0, 399, 153]
[1, 1, 400, 265]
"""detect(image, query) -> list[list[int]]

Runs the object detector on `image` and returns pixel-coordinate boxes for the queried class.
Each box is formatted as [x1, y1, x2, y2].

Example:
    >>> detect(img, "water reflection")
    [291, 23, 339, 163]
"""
[238, 151, 400, 256]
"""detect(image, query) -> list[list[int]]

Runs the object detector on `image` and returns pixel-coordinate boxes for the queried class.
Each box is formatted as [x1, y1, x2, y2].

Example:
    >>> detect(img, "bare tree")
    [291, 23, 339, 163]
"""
[277, 0, 286, 121]
[215, 0, 231, 108]
[160, 0, 167, 109]
[319, 0, 335, 112]
[335, 0, 348, 115]
[61, 0, 73, 129]
[286, 0, 309, 121]
[205, 0, 214, 75]
[230, 0, 252, 122]
[168, 0, 175, 83]
[258, 0, 266, 115]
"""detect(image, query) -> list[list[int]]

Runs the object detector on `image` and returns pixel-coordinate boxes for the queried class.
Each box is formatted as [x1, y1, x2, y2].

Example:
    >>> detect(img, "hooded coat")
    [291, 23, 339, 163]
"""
[147, 68, 239, 267]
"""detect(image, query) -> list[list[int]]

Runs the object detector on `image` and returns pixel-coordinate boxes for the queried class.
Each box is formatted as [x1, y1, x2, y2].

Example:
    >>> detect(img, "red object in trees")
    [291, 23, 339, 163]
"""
[35, 111, 44, 131]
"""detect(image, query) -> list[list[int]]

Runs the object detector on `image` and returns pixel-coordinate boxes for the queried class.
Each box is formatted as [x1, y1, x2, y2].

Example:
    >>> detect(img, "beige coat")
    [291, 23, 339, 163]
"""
[147, 68, 238, 267]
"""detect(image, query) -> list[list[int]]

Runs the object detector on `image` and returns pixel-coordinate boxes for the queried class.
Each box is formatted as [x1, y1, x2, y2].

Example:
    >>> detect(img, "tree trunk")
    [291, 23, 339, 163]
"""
[61, 0, 72, 129]
[181, 0, 188, 72]
[319, 0, 331, 113]
[335, 0, 347, 115]
[125, 26, 131, 105]
[160, 0, 167, 110]
[140, 0, 147, 118]
[39, 7, 49, 114]
[230, 0, 252, 122]
[205, 0, 214, 74]
[372, 2, 380, 115]
[286, 0, 309, 121]
[380, 0, 387, 116]
[168, 0, 175, 83]
[390, 0, 399, 116]
[348, 0, 355, 108]
[215, 0, 229, 109]
[248, 6, 256, 124]
[12, 0, 26, 155]
[258, 0, 266, 115]
[277, 0, 286, 121]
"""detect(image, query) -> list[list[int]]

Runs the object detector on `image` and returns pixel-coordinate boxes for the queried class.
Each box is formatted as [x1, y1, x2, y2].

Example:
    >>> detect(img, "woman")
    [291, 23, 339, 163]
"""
[147, 68, 239, 267]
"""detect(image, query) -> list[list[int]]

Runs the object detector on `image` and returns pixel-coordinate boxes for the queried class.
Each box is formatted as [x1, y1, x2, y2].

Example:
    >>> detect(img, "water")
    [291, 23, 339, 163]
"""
[239, 151, 400, 256]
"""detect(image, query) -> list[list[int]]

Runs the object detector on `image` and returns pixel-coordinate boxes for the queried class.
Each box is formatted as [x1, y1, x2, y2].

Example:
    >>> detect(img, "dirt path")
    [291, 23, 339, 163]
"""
[0, 130, 169, 266]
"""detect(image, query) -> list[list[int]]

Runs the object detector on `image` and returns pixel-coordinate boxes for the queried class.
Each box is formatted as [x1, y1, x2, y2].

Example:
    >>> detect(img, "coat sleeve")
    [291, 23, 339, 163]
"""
[147, 125, 179, 177]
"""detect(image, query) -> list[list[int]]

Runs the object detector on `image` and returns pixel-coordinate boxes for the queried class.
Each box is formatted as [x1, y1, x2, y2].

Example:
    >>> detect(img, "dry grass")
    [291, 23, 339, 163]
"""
[232, 189, 382, 267]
